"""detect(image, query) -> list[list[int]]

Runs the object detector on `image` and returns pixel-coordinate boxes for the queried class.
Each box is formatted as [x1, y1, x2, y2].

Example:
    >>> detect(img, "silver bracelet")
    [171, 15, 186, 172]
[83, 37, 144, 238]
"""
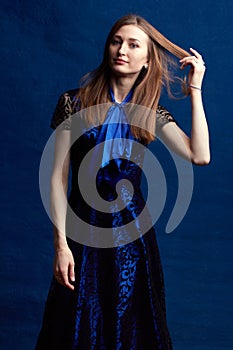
[189, 84, 202, 92]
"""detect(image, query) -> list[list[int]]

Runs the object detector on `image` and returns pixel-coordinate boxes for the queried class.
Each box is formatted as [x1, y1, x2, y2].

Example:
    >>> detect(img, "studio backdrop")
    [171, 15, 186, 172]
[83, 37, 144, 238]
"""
[0, 1, 232, 349]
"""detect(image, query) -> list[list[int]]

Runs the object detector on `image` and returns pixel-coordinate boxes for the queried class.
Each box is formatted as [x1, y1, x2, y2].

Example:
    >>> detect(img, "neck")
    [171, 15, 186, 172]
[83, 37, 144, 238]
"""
[109, 75, 138, 103]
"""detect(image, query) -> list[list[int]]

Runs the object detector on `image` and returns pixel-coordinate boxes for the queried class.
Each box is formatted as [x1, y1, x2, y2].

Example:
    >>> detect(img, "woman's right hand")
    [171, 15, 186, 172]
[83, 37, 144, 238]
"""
[53, 246, 75, 290]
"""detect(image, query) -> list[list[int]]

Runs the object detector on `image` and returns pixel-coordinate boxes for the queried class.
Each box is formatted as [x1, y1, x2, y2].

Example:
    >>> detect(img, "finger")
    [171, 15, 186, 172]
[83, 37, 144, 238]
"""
[180, 61, 190, 69]
[54, 269, 75, 290]
[68, 262, 75, 282]
[56, 272, 74, 290]
[179, 58, 195, 70]
[180, 56, 198, 63]
[179, 56, 196, 67]
[63, 274, 75, 290]
[190, 47, 202, 59]
[54, 274, 64, 285]
[189, 48, 205, 66]
[180, 56, 205, 69]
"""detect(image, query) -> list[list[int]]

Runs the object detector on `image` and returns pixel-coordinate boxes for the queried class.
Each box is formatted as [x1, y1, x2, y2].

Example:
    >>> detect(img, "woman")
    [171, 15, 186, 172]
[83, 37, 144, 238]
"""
[36, 14, 210, 350]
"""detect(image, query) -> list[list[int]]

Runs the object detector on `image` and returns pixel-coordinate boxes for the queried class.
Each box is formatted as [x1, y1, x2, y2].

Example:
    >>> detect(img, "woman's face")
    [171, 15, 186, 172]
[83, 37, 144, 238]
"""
[108, 25, 149, 77]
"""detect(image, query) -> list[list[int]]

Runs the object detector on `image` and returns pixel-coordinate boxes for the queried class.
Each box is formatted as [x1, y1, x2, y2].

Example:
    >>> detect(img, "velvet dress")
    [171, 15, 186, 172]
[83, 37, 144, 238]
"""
[35, 88, 176, 350]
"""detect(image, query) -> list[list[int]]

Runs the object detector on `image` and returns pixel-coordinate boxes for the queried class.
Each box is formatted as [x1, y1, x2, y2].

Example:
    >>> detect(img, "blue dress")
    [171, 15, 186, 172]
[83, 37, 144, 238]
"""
[35, 89, 176, 350]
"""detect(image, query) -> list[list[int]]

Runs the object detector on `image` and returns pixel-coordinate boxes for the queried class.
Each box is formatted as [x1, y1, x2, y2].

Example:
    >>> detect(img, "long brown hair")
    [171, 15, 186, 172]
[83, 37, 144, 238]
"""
[75, 14, 190, 143]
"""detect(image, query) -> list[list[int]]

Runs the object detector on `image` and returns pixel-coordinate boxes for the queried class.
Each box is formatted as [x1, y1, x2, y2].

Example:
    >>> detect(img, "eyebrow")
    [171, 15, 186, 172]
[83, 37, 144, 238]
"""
[113, 35, 141, 43]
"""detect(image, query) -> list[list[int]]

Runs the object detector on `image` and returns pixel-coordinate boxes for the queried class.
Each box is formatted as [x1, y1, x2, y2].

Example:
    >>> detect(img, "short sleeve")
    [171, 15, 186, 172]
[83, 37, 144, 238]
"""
[50, 89, 79, 130]
[156, 105, 177, 129]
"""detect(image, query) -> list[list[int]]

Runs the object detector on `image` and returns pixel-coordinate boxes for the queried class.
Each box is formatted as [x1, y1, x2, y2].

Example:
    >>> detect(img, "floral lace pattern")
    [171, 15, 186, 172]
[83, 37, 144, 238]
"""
[50, 89, 176, 131]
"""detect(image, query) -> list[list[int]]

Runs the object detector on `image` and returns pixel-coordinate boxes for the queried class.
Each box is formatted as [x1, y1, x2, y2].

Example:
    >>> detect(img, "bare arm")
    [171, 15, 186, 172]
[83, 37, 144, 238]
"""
[50, 128, 75, 290]
[157, 48, 210, 165]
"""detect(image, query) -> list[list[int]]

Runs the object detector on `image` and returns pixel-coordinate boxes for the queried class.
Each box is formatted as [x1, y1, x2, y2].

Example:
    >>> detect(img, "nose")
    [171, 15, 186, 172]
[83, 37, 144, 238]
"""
[118, 42, 127, 56]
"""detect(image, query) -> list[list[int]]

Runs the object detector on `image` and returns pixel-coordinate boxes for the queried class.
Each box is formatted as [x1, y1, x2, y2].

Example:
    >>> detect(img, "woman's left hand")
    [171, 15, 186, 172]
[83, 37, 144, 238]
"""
[179, 48, 206, 88]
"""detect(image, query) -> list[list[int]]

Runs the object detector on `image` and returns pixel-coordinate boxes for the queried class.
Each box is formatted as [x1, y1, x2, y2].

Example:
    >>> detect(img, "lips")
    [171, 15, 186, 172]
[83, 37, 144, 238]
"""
[114, 58, 128, 64]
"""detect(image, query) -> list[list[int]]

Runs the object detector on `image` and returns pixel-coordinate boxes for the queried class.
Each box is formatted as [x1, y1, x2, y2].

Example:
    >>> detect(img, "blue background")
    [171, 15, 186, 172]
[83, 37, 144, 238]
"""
[1, 0, 232, 349]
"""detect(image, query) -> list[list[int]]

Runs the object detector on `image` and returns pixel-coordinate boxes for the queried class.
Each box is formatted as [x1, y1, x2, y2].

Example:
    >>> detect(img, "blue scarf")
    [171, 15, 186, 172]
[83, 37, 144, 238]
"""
[97, 88, 134, 172]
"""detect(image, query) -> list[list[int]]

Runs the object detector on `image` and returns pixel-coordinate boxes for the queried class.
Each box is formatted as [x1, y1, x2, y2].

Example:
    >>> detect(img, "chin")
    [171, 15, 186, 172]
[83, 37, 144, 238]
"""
[110, 66, 139, 78]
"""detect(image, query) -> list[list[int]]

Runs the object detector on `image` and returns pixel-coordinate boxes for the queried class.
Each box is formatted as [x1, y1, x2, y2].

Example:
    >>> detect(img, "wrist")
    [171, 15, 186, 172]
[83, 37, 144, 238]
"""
[189, 84, 202, 92]
[54, 235, 68, 251]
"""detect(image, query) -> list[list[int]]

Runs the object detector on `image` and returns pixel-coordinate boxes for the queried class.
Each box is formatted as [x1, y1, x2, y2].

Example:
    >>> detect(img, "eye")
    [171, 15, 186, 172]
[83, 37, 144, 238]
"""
[129, 43, 139, 49]
[111, 39, 121, 46]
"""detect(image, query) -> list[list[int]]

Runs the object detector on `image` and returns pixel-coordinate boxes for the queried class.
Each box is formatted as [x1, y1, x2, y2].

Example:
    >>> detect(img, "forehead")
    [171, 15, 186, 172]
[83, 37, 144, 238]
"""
[113, 24, 149, 43]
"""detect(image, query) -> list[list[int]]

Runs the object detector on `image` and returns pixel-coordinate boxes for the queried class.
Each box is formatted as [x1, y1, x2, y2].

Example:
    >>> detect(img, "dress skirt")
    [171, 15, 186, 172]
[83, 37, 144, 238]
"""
[35, 231, 173, 350]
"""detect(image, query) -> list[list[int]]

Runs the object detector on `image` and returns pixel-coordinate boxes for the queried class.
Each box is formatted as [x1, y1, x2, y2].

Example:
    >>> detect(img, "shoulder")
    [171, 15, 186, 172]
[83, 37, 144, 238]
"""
[56, 88, 80, 112]
[156, 104, 177, 127]
[61, 88, 80, 99]
[50, 88, 80, 129]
